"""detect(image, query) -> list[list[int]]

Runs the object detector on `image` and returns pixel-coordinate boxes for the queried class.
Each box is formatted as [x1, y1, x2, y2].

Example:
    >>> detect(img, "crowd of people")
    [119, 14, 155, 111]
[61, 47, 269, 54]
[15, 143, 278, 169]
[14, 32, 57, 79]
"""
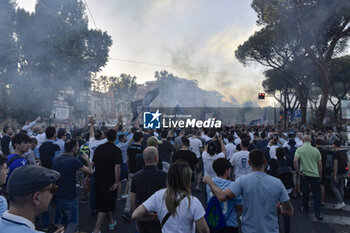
[0, 115, 349, 233]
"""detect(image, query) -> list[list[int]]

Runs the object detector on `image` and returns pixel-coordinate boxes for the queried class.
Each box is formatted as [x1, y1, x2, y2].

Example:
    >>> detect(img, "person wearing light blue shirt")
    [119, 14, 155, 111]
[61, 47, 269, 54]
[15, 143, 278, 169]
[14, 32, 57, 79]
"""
[0, 165, 63, 233]
[204, 149, 294, 233]
[206, 158, 242, 232]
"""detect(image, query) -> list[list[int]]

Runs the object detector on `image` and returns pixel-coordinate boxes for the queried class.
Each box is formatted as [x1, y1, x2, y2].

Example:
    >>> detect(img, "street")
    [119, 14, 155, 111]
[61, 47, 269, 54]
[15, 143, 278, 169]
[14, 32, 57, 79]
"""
[69, 184, 350, 233]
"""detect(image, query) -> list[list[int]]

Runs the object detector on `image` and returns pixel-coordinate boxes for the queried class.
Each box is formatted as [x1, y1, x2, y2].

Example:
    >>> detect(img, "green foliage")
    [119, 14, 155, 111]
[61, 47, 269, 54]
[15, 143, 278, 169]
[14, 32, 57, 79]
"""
[1, 0, 112, 122]
[0, 0, 18, 118]
[238, 0, 350, 125]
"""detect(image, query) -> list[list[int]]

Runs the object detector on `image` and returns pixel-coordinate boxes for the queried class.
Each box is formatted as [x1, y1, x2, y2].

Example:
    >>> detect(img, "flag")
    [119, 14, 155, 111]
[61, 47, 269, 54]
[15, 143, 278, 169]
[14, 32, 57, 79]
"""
[143, 88, 159, 105]
[131, 99, 143, 122]
[130, 88, 160, 122]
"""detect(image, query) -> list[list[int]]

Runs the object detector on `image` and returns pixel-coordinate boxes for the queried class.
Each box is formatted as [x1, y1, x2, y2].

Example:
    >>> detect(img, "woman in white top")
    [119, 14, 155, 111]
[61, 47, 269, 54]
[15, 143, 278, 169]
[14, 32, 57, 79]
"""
[132, 161, 209, 233]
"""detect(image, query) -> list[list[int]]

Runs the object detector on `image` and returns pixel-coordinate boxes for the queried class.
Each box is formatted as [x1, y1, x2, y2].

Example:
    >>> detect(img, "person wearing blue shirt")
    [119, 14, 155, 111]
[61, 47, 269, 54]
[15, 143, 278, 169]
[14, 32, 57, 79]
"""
[206, 158, 242, 233]
[52, 139, 92, 228]
[6, 133, 31, 184]
[204, 149, 294, 233]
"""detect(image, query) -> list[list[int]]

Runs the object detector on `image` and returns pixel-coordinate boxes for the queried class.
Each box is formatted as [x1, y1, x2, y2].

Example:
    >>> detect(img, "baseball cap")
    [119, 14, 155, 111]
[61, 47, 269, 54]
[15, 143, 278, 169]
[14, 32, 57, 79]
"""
[147, 136, 163, 147]
[8, 165, 60, 196]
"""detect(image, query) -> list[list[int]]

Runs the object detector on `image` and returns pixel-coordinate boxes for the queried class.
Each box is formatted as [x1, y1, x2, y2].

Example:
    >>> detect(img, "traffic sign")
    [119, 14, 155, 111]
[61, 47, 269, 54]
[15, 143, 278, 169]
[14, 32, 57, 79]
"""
[294, 110, 301, 118]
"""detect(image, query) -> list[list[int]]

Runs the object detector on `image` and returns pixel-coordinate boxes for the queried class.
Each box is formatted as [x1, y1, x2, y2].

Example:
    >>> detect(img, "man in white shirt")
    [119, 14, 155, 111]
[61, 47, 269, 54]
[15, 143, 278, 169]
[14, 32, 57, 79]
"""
[268, 139, 279, 160]
[54, 129, 67, 153]
[230, 138, 252, 179]
[188, 130, 203, 191]
[202, 138, 226, 178]
[295, 132, 304, 147]
[225, 134, 236, 161]
[22, 116, 40, 137]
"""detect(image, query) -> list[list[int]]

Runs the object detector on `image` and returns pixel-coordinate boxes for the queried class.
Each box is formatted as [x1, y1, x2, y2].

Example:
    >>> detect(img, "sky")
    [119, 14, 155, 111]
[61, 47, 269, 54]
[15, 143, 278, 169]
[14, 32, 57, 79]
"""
[16, 0, 268, 105]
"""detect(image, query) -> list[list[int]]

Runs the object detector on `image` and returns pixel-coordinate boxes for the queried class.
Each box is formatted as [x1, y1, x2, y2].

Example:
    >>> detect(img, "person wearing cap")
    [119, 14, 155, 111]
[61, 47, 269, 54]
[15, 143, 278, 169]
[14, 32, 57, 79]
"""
[146, 136, 163, 171]
[0, 165, 64, 233]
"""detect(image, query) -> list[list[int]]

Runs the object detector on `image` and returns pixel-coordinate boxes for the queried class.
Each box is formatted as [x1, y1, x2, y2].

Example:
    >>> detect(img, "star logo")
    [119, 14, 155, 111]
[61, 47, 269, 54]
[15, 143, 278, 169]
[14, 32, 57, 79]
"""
[150, 109, 162, 122]
[143, 109, 162, 129]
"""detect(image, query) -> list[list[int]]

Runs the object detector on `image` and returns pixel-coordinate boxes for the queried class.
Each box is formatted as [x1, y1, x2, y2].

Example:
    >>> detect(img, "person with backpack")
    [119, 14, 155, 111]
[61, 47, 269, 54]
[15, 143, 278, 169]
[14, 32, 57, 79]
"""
[6, 133, 31, 184]
[132, 161, 209, 233]
[205, 158, 242, 233]
[203, 149, 294, 233]
[268, 148, 293, 233]
[284, 134, 298, 199]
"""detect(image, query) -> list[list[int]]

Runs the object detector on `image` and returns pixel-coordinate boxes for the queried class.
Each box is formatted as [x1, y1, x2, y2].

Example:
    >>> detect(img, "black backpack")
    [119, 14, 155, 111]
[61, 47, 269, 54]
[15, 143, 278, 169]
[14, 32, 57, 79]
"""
[277, 158, 294, 189]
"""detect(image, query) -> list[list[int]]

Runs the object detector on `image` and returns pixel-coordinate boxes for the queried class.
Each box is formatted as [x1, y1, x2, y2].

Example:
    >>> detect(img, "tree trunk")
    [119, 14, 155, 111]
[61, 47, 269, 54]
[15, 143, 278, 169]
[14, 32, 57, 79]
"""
[316, 74, 330, 126]
[294, 88, 307, 125]
[300, 98, 307, 125]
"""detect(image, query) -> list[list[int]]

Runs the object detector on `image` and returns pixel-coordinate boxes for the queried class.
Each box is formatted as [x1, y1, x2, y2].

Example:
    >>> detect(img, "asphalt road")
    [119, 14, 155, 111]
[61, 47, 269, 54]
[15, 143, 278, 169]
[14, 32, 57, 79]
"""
[37, 183, 350, 233]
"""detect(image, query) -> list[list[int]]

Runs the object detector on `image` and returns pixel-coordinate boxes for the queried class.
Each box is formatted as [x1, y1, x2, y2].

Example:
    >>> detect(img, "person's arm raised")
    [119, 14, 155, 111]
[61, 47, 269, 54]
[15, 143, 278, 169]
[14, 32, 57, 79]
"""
[202, 176, 235, 201]
[89, 117, 95, 140]
[113, 115, 123, 131]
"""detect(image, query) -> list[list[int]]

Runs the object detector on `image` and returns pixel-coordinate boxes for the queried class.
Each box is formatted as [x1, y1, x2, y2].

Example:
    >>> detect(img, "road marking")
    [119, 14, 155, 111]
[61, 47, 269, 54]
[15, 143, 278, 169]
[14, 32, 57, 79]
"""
[322, 203, 350, 212]
[309, 202, 350, 212]
[309, 214, 350, 226]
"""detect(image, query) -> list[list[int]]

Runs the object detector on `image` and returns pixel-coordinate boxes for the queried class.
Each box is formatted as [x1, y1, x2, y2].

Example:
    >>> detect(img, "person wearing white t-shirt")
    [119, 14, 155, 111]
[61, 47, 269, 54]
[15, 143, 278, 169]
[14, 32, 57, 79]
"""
[132, 161, 209, 233]
[188, 130, 204, 192]
[295, 132, 304, 147]
[89, 130, 107, 163]
[225, 134, 236, 161]
[201, 129, 211, 143]
[268, 139, 279, 160]
[230, 138, 252, 179]
[202, 137, 226, 178]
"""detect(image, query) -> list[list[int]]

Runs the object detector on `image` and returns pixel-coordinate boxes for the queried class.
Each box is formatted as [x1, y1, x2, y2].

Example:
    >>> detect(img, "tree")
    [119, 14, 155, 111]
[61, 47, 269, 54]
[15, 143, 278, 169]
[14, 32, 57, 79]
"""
[92, 74, 138, 116]
[251, 0, 350, 126]
[262, 69, 300, 126]
[11, 0, 112, 122]
[0, 0, 18, 119]
[235, 23, 311, 125]
[328, 56, 350, 123]
[111, 74, 138, 115]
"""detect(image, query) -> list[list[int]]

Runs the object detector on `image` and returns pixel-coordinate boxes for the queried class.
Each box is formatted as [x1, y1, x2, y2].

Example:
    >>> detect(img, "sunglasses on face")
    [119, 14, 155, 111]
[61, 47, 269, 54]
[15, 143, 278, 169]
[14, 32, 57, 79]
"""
[41, 184, 58, 194]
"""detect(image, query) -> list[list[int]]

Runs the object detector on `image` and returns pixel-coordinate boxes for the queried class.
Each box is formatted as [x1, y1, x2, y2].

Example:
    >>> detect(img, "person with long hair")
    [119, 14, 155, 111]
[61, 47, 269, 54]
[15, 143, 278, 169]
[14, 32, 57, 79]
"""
[132, 161, 209, 233]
